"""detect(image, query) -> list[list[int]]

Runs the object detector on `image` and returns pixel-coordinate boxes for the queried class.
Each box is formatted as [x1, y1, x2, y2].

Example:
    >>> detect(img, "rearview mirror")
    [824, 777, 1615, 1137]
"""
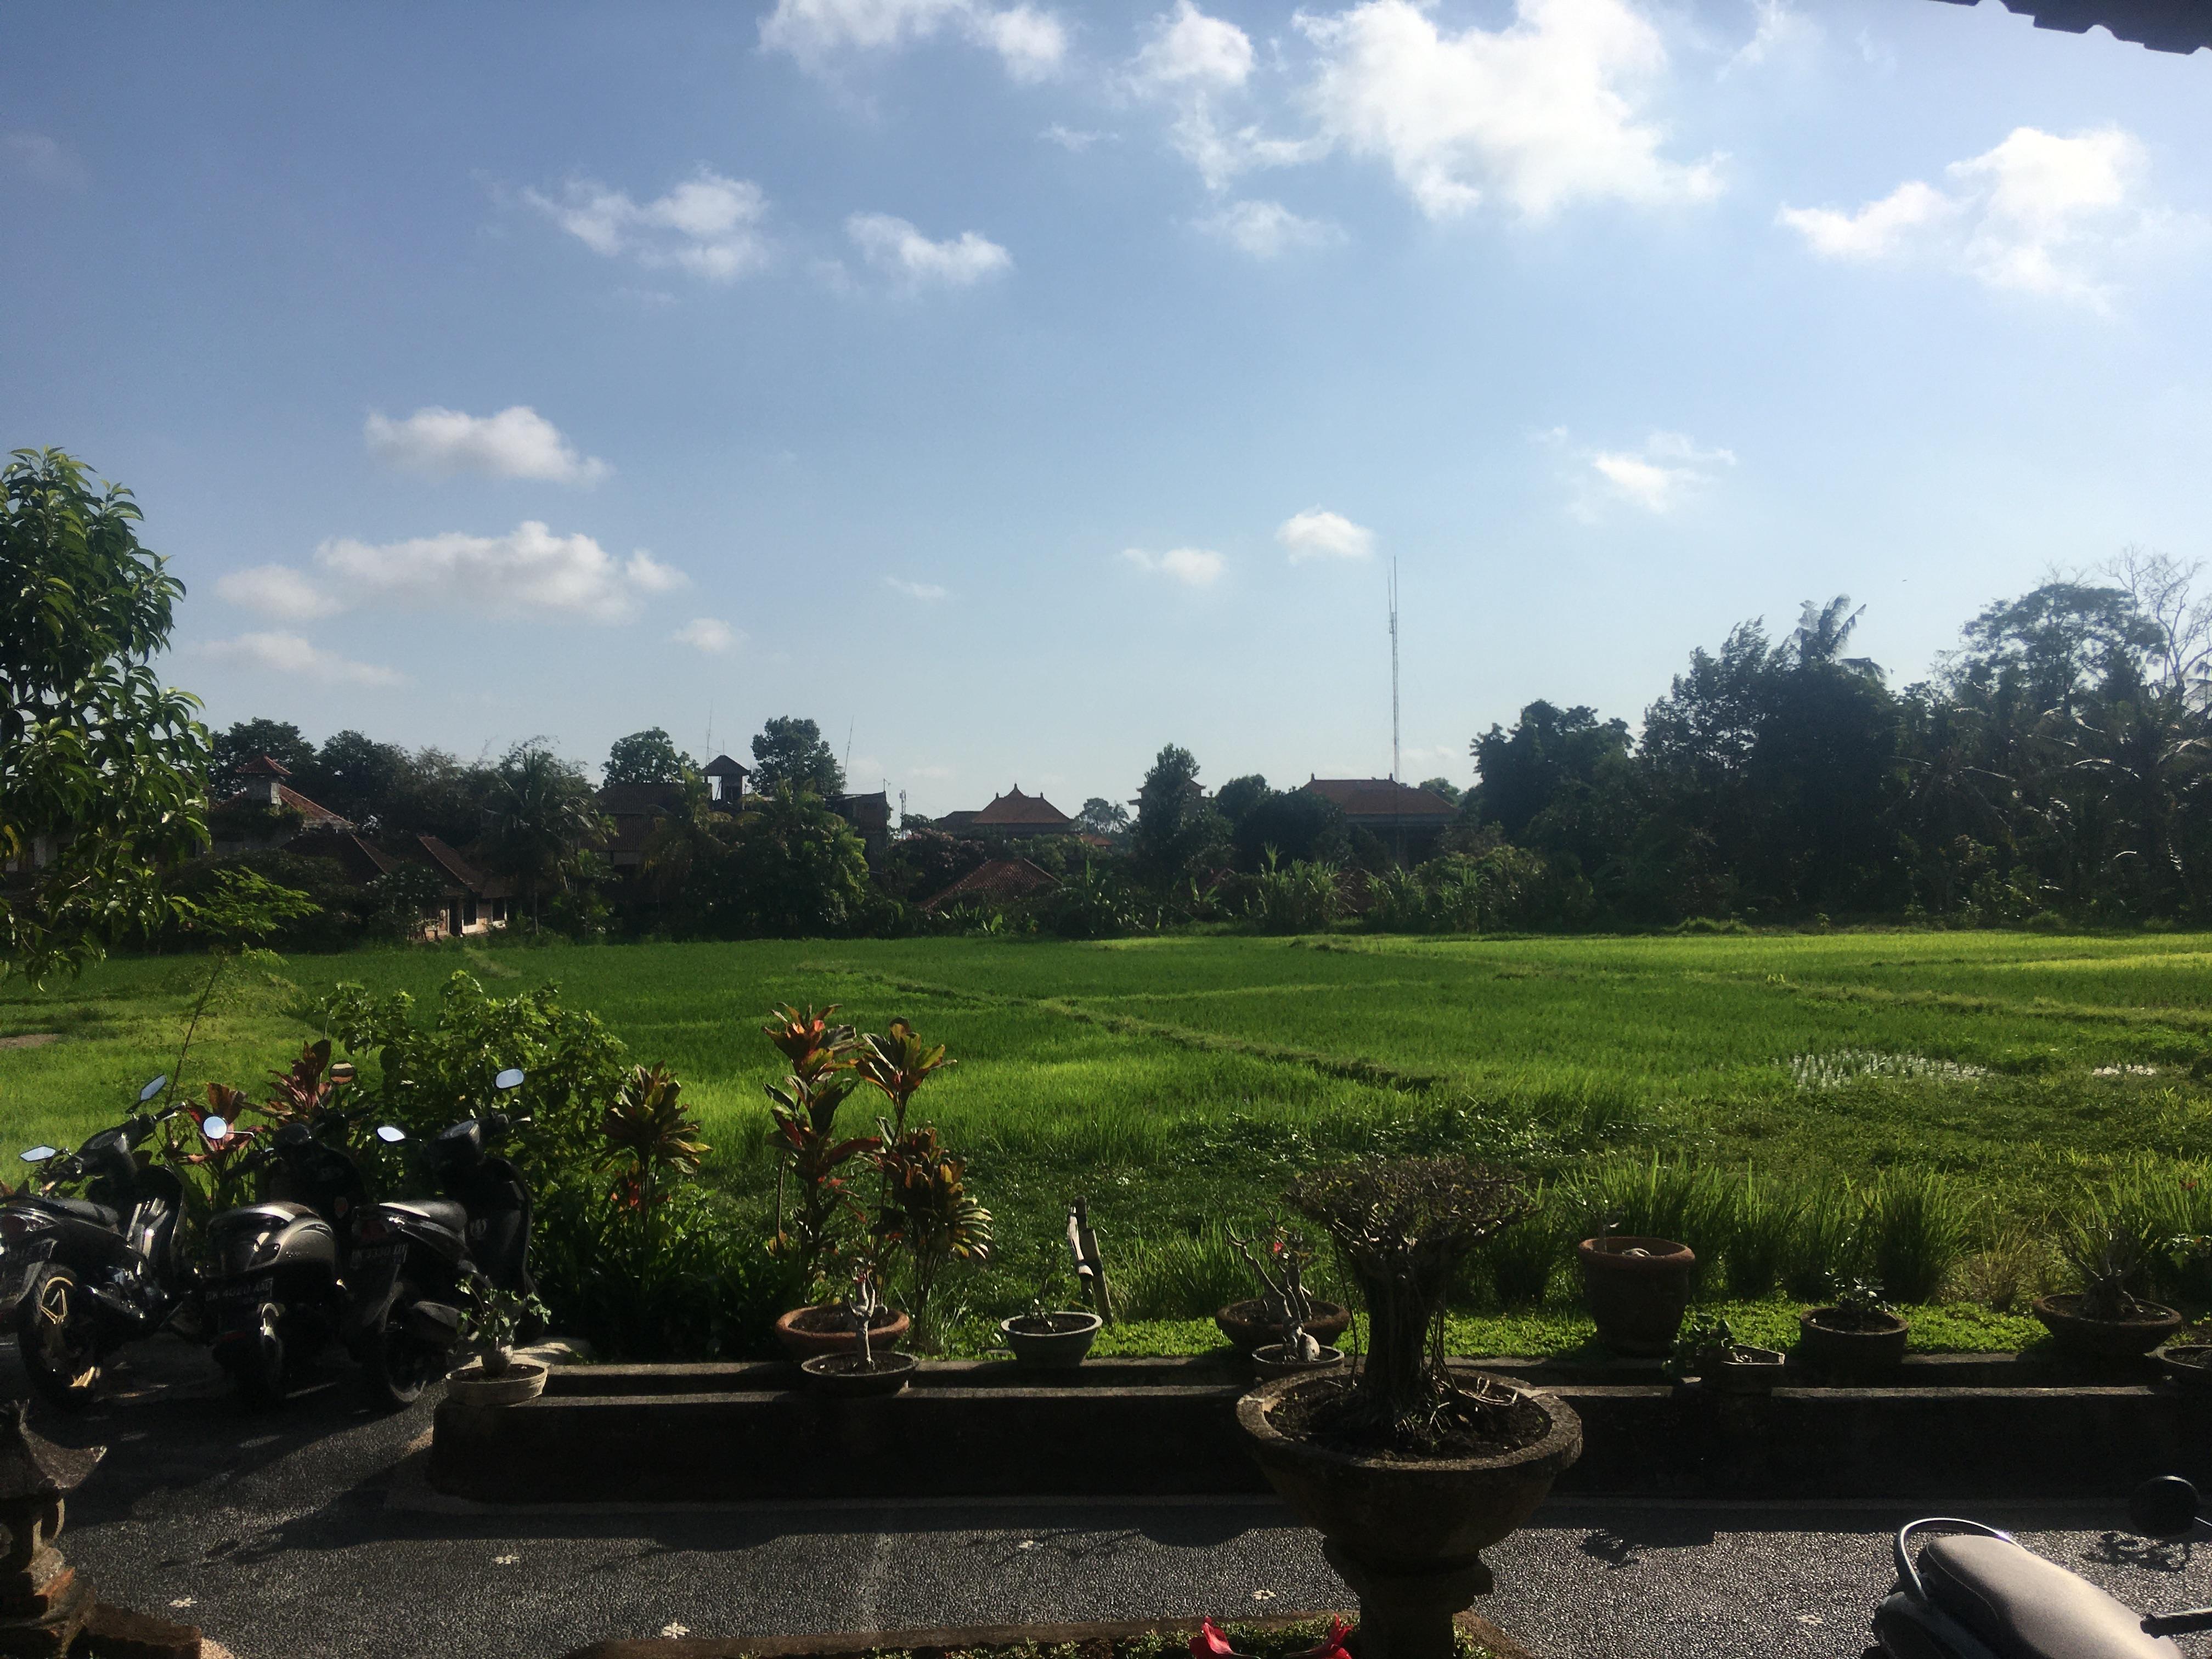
[19, 1148, 56, 1164]
[494, 1068, 525, 1092]
[330, 1062, 357, 1086]
[375, 1125, 407, 1144]
[139, 1076, 168, 1103]
[200, 1117, 229, 1142]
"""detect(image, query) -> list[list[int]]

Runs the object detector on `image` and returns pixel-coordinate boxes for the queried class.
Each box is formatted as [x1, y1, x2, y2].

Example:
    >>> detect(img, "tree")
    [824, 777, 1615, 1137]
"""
[1075, 797, 1131, 839]
[1417, 777, 1462, 805]
[311, 729, 407, 824]
[751, 716, 845, 797]
[483, 739, 604, 930]
[1470, 702, 1632, 839]
[1132, 744, 1227, 888]
[605, 727, 694, 787]
[211, 718, 316, 796]
[3, 449, 211, 983]
[1232, 787, 1348, 871]
[1212, 775, 1272, 830]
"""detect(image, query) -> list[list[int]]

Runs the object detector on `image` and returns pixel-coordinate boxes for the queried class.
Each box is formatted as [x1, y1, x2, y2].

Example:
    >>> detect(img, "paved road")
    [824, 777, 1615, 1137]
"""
[24, 1339, 2212, 1659]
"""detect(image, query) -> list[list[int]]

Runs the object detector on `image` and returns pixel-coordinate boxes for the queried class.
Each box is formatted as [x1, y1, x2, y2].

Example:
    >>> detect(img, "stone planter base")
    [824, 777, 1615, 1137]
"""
[445, 1358, 548, 1407]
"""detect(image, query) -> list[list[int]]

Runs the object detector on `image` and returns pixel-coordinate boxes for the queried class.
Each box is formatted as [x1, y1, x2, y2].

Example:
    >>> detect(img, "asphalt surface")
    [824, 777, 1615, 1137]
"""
[19, 1337, 2212, 1659]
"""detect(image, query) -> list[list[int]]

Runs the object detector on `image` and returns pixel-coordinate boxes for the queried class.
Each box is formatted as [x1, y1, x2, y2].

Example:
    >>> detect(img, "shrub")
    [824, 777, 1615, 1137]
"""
[1113, 1224, 1256, 1321]
[1718, 1170, 1799, 1300]
[1479, 1183, 1565, 1307]
[1245, 850, 1340, 934]
[1568, 1154, 1730, 1278]
[1781, 1187, 1866, 1301]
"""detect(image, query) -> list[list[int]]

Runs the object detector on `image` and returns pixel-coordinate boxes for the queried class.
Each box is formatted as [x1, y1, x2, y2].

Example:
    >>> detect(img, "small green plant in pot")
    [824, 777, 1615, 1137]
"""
[1233, 1159, 1583, 1659]
[449, 1278, 552, 1406]
[1669, 1314, 1785, 1393]
[2035, 1223, 2182, 1357]
[1797, 1275, 1909, 1375]
[1000, 1243, 1102, 1368]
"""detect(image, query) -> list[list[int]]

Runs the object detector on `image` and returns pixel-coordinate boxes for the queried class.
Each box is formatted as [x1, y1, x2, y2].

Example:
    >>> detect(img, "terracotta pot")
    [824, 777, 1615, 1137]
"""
[2033, 1293, 2182, 1358]
[445, 1358, 548, 1407]
[1000, 1311, 1102, 1368]
[1216, 1298, 1352, 1356]
[1576, 1237, 1694, 1356]
[1797, 1308, 1909, 1374]
[1251, 1343, 1345, 1381]
[800, 1351, 917, 1398]
[774, 1304, 910, 1362]
[1237, 1368, 1581, 1659]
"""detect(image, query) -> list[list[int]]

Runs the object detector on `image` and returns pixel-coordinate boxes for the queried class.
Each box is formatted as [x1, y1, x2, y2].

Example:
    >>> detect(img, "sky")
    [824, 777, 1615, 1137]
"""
[5, 1, 2210, 815]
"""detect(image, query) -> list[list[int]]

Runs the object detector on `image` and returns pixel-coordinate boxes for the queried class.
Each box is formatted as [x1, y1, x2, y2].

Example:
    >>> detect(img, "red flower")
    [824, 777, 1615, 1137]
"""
[1190, 1619, 1255, 1659]
[1287, 1618, 1353, 1659]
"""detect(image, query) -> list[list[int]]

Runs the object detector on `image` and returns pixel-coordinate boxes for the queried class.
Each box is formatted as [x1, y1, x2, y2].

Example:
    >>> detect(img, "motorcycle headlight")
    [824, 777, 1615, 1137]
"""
[0, 1212, 55, 1243]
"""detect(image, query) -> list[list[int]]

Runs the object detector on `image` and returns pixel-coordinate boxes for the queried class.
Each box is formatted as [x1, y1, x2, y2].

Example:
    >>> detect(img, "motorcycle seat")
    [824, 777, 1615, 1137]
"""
[379, 1198, 469, 1235]
[22, 1195, 120, 1229]
[1922, 1534, 2181, 1659]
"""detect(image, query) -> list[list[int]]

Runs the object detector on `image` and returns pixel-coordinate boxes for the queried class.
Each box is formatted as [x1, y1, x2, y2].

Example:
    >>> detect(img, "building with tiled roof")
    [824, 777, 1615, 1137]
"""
[281, 830, 512, 939]
[1926, 0, 2210, 53]
[1300, 777, 1461, 864]
[962, 787, 1075, 836]
[923, 857, 1062, 912]
[226, 755, 352, 832]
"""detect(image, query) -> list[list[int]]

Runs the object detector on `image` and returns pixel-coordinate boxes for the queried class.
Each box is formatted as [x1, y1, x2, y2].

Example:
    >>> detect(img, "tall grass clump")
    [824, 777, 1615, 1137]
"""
[1477, 1181, 1566, 1307]
[1718, 1170, 1800, 1300]
[1863, 1168, 1972, 1304]
[2070, 1156, 2212, 1307]
[1570, 1154, 1730, 1262]
[1112, 1223, 1262, 1320]
[1781, 1187, 1866, 1301]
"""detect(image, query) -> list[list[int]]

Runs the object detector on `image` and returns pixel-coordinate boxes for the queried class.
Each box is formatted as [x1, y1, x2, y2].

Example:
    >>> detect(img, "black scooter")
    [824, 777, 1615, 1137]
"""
[344, 1066, 535, 1409]
[196, 1071, 399, 1406]
[0, 1076, 199, 1408]
[1869, 1476, 2212, 1657]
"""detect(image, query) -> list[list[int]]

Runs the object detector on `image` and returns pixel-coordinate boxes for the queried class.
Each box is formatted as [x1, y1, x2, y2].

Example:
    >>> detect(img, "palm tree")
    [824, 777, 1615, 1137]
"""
[483, 739, 603, 932]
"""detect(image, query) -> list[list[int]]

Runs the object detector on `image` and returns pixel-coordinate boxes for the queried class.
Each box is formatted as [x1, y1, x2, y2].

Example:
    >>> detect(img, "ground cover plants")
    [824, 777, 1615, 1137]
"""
[8, 929, 2212, 1355]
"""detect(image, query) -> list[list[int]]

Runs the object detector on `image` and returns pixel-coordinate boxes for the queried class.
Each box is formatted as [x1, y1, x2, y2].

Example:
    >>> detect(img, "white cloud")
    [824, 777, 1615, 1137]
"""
[1584, 431, 1735, 515]
[3, 131, 85, 188]
[1133, 1, 1254, 89]
[1042, 124, 1116, 151]
[1277, 507, 1375, 562]
[759, 0, 1066, 81]
[234, 522, 689, 624]
[847, 213, 1012, 285]
[1778, 126, 2186, 307]
[672, 617, 740, 652]
[1296, 0, 1722, 220]
[1720, 0, 1820, 78]
[526, 168, 770, 283]
[886, 577, 950, 600]
[1122, 546, 1225, 586]
[364, 406, 610, 484]
[204, 632, 405, 687]
[217, 564, 343, 623]
[1200, 199, 1342, 257]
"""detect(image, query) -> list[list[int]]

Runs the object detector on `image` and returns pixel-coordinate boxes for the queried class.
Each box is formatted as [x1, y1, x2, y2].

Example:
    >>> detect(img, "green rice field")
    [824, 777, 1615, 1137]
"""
[4, 929, 2210, 1352]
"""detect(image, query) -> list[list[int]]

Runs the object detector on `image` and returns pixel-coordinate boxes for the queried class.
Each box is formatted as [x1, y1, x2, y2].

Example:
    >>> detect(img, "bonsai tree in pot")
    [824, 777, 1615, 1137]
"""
[1229, 1226, 1344, 1379]
[449, 1277, 552, 1404]
[2035, 1222, 2183, 1357]
[1235, 1158, 1582, 1659]
[1001, 1243, 1103, 1368]
[800, 1265, 918, 1396]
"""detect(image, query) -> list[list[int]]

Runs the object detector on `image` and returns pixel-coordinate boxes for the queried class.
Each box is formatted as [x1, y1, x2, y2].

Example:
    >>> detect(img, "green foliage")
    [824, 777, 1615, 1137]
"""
[368, 861, 449, 941]
[1864, 1168, 1972, 1304]
[1244, 850, 1339, 934]
[2, 448, 211, 984]
[1111, 1223, 1257, 1320]
[1133, 744, 1228, 891]
[1718, 1170, 1801, 1299]
[658, 787, 873, 939]
[603, 727, 693, 787]
[750, 715, 844, 797]
[314, 972, 630, 1183]
[209, 719, 317, 794]
[1040, 861, 1141, 940]
[483, 738, 604, 931]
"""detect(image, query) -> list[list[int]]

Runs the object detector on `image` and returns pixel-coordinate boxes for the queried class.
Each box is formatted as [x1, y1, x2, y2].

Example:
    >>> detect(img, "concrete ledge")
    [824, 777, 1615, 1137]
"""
[431, 1354, 2212, 1505]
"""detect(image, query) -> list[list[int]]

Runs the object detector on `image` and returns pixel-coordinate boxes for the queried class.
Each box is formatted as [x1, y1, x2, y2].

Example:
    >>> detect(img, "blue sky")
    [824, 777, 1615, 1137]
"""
[5, 1, 2209, 814]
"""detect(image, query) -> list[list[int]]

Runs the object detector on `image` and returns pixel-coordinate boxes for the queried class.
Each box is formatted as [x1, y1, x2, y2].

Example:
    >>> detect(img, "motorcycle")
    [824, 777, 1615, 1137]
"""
[197, 1064, 399, 1406]
[342, 1065, 536, 1409]
[0, 1075, 200, 1408]
[1868, 1476, 2212, 1657]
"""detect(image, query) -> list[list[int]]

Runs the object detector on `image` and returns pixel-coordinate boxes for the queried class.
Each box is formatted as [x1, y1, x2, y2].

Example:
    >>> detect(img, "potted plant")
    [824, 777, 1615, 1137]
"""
[1798, 1277, 1909, 1374]
[447, 1278, 552, 1406]
[1229, 1227, 1344, 1380]
[1000, 1246, 1102, 1369]
[2035, 1223, 2183, 1357]
[2160, 1341, 2212, 1391]
[1235, 1159, 1582, 1659]
[1576, 1223, 1696, 1357]
[761, 1006, 911, 1361]
[1217, 1222, 1352, 1357]
[1669, 1314, 1785, 1394]
[801, 1268, 918, 1397]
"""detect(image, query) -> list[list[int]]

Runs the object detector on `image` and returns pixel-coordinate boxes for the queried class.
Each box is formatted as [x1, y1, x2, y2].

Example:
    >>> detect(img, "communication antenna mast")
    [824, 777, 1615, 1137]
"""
[844, 718, 855, 782]
[705, 699, 714, 758]
[1389, 558, 1401, 785]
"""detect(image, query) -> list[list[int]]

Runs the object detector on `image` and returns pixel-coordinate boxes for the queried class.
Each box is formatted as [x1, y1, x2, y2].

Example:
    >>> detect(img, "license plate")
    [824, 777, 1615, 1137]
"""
[207, 1276, 273, 1306]
[352, 1242, 405, 1267]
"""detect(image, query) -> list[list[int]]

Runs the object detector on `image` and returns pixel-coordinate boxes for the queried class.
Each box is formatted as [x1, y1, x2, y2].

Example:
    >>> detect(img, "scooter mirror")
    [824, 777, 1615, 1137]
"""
[375, 1125, 407, 1144]
[19, 1148, 56, 1164]
[494, 1068, 525, 1092]
[139, 1075, 168, 1103]
[200, 1117, 229, 1142]
[2131, 1475, 2202, 1538]
[330, 1062, 357, 1086]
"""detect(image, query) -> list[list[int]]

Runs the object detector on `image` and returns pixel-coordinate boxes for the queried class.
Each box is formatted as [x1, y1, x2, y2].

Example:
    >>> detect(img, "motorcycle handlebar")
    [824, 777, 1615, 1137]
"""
[2143, 1609, 2212, 1637]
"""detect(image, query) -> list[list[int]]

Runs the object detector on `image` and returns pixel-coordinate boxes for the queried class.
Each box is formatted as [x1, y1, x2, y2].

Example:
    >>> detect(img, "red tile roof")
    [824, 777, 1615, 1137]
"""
[923, 857, 1061, 911]
[1300, 777, 1460, 825]
[968, 787, 1074, 829]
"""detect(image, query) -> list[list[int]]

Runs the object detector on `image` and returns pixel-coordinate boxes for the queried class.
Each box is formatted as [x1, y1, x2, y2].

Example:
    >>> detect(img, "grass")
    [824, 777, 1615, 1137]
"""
[8, 928, 2212, 1346]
